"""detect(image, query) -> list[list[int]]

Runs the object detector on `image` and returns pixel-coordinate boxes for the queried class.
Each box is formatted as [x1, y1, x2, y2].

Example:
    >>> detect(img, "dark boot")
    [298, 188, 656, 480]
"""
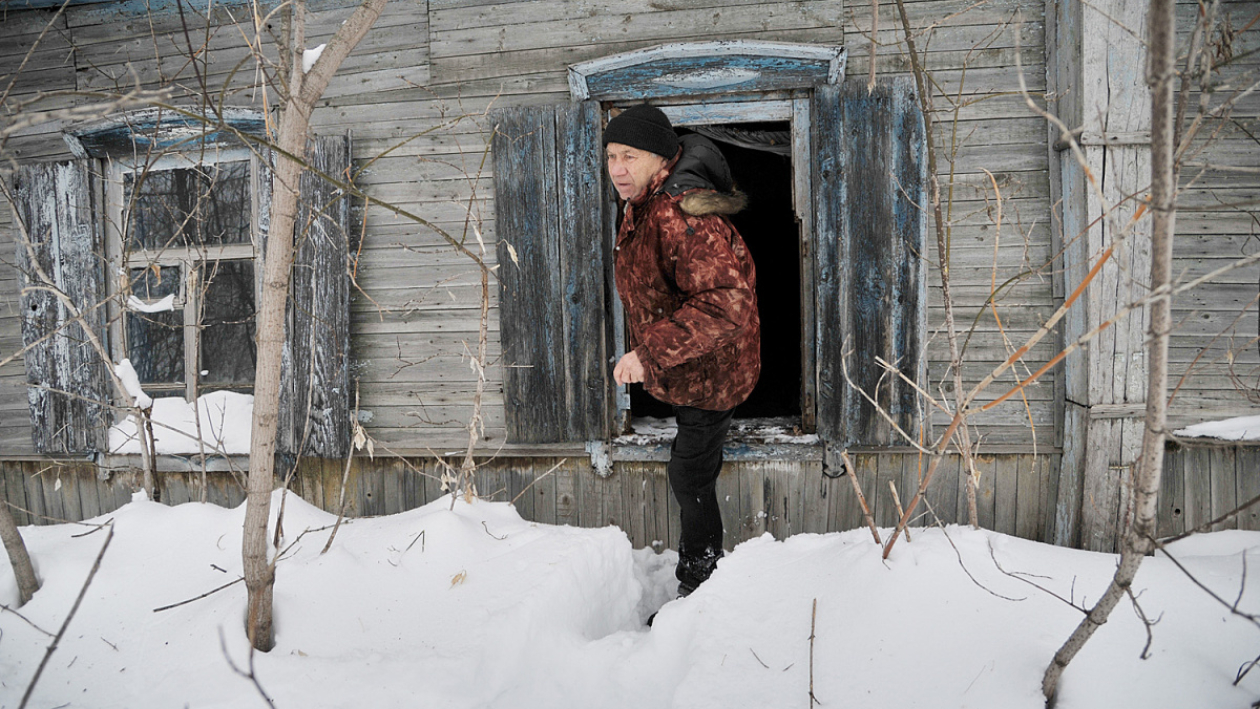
[647, 547, 723, 627]
[676, 546, 724, 596]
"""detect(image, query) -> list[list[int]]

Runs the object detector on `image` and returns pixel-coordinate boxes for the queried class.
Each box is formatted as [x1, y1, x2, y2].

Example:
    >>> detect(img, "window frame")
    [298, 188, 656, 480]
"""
[104, 147, 264, 402]
[607, 95, 819, 434]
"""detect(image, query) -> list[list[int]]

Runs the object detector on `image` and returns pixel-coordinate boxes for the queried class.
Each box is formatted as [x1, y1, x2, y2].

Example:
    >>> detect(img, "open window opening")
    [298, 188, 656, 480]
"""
[628, 119, 803, 427]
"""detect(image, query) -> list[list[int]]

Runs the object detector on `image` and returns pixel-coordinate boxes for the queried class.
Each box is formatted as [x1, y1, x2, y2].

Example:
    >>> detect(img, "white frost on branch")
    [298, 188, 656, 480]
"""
[114, 358, 153, 409]
[126, 294, 176, 313]
[303, 44, 327, 73]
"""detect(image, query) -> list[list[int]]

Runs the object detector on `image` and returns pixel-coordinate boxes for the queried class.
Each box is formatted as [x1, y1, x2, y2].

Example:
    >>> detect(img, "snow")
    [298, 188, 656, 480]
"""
[616, 416, 820, 446]
[1176, 414, 1260, 441]
[112, 358, 152, 409]
[108, 391, 253, 455]
[125, 294, 176, 313]
[302, 43, 326, 73]
[3, 491, 1259, 708]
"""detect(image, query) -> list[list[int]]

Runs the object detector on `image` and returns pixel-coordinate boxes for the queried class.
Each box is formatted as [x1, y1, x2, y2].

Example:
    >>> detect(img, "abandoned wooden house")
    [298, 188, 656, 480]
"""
[0, 0, 1256, 554]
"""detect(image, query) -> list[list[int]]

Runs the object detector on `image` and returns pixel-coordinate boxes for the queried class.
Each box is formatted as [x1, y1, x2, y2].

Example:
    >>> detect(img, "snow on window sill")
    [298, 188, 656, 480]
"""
[97, 453, 249, 474]
[611, 416, 822, 462]
[1174, 414, 1260, 443]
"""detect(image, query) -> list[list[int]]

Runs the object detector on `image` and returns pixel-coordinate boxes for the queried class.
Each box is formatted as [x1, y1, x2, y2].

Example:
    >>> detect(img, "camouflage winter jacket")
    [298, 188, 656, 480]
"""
[614, 135, 761, 412]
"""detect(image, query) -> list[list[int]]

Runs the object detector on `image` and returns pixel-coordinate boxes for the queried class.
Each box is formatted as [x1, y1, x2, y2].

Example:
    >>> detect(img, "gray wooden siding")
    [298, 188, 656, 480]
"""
[1, 0, 1256, 461]
[1164, 0, 1260, 432]
[0, 0, 1061, 453]
[844, 0, 1058, 447]
[6, 453, 1062, 546]
[8, 446, 1250, 554]
[0, 203, 32, 454]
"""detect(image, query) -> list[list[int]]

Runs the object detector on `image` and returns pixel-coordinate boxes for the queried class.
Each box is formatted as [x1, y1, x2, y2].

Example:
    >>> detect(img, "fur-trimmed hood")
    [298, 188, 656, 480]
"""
[679, 189, 748, 217]
[659, 134, 747, 217]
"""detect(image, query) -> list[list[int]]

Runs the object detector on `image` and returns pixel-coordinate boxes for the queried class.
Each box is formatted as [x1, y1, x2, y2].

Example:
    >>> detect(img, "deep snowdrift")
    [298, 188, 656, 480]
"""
[2, 490, 1258, 708]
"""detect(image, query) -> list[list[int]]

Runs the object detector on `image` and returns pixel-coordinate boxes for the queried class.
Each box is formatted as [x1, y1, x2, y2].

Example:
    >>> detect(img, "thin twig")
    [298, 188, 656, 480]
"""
[323, 381, 362, 555]
[919, 500, 1025, 602]
[481, 521, 507, 540]
[404, 530, 426, 554]
[988, 539, 1085, 612]
[0, 604, 55, 637]
[838, 450, 882, 545]
[510, 459, 567, 506]
[1126, 586, 1159, 660]
[19, 523, 114, 709]
[809, 598, 820, 707]
[1150, 538, 1260, 630]
[218, 627, 277, 709]
[153, 577, 244, 613]
[867, 0, 878, 90]
[888, 481, 911, 542]
[1235, 652, 1260, 686]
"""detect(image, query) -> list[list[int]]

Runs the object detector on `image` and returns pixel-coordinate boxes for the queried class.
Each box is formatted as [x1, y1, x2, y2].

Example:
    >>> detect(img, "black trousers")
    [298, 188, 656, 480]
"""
[669, 405, 734, 591]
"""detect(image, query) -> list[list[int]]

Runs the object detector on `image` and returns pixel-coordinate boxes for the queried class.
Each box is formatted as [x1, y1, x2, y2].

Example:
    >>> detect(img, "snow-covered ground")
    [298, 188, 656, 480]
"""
[2, 490, 1259, 709]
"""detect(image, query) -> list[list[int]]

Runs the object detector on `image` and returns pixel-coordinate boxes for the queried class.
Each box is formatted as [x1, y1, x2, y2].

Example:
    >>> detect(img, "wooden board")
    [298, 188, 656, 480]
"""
[1237, 448, 1260, 532]
[1158, 446, 1186, 538]
[1210, 446, 1237, 532]
[922, 453, 960, 527]
[3, 462, 30, 526]
[1183, 446, 1213, 533]
[993, 454, 1018, 535]
[22, 449, 1259, 549]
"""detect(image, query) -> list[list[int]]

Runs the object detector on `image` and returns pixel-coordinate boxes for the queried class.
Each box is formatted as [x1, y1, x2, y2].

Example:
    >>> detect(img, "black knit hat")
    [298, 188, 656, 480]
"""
[602, 104, 679, 160]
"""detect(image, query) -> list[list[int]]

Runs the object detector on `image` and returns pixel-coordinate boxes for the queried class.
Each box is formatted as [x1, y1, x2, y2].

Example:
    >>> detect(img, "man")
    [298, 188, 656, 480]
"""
[604, 104, 761, 597]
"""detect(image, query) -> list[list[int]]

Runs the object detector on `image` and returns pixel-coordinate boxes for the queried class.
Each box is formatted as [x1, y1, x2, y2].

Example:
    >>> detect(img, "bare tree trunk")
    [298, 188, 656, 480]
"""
[0, 486, 39, 606]
[1041, 0, 1177, 700]
[242, 0, 388, 652]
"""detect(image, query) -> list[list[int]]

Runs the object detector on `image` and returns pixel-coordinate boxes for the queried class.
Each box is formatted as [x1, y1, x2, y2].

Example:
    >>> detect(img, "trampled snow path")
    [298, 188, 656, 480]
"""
[2, 490, 1259, 708]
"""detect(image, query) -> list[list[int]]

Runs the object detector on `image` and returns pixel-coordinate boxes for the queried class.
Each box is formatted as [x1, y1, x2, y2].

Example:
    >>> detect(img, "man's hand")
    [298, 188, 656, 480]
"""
[613, 351, 646, 385]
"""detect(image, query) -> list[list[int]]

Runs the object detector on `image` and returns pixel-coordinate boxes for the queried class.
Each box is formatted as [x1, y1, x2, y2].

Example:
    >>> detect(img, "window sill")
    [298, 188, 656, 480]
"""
[97, 454, 249, 474]
[609, 441, 824, 462]
[610, 416, 823, 462]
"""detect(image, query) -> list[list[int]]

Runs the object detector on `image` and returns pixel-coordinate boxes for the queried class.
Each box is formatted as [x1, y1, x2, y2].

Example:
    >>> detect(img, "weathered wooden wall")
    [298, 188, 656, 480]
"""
[3, 453, 1063, 547]
[0, 0, 435, 453]
[328, 0, 850, 450]
[845, 0, 1058, 447]
[1, 0, 1256, 483]
[7, 447, 1255, 554]
[1164, 0, 1260, 430]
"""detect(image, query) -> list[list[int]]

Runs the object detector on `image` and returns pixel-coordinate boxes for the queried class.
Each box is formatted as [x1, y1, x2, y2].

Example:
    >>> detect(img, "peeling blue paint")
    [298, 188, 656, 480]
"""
[586, 55, 832, 101]
[70, 112, 267, 158]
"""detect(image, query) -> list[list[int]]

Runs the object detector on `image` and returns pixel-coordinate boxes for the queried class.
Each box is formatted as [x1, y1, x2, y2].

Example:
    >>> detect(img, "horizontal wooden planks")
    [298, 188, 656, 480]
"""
[430, 1, 844, 59]
[17, 446, 1254, 554]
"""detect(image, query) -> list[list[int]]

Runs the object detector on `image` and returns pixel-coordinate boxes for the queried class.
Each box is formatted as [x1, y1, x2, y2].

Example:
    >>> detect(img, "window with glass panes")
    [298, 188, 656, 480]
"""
[108, 150, 262, 400]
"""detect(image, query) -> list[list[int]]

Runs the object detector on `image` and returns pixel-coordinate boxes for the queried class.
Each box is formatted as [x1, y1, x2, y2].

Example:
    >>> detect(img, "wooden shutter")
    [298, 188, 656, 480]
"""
[491, 101, 611, 443]
[11, 160, 110, 454]
[814, 78, 927, 448]
[272, 135, 353, 458]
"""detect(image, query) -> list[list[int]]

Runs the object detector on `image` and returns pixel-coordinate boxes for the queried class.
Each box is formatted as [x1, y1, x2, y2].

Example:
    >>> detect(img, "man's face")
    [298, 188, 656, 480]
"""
[606, 143, 669, 201]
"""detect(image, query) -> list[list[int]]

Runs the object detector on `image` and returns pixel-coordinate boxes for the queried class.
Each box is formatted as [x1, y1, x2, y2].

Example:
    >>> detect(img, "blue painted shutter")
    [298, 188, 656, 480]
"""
[814, 78, 927, 448]
[273, 135, 353, 458]
[491, 101, 611, 443]
[11, 160, 110, 454]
